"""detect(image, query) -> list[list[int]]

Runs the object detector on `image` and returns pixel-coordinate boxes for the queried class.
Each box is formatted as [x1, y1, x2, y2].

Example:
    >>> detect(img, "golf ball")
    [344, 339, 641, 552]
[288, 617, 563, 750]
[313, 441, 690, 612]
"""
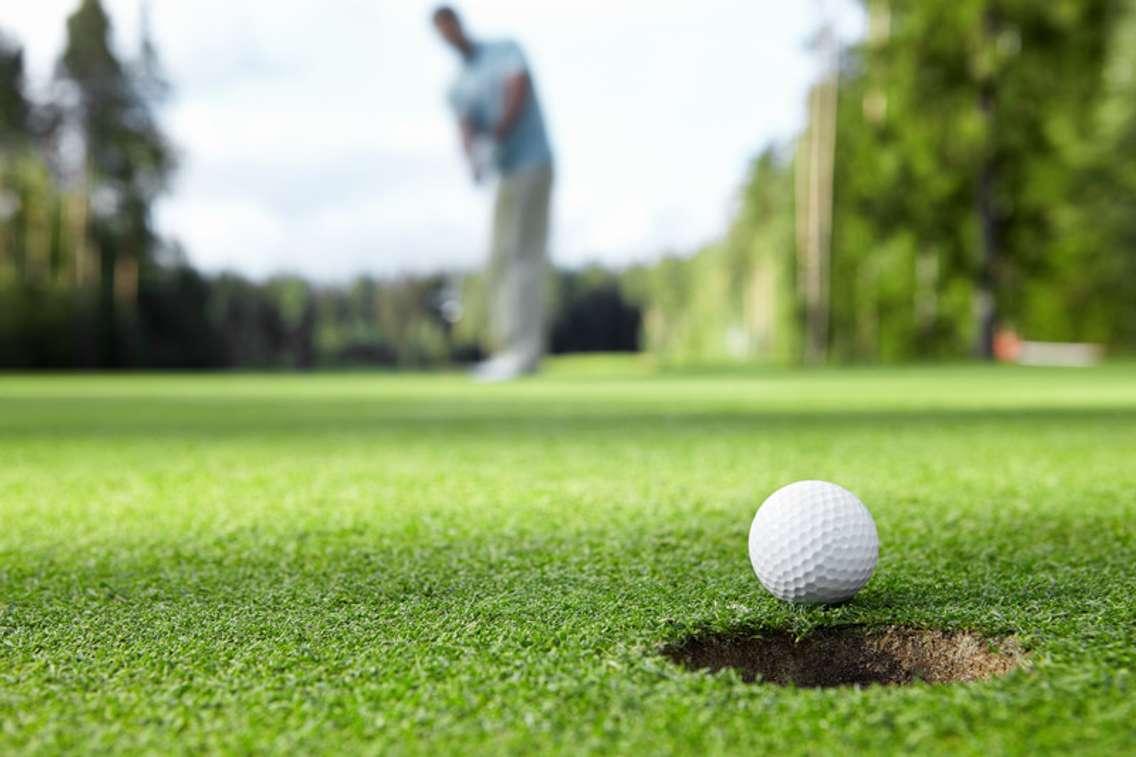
[748, 480, 879, 604]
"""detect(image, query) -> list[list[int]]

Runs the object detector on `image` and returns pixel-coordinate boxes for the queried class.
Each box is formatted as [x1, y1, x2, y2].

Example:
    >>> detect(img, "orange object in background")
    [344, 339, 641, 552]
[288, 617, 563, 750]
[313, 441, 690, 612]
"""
[994, 328, 1023, 363]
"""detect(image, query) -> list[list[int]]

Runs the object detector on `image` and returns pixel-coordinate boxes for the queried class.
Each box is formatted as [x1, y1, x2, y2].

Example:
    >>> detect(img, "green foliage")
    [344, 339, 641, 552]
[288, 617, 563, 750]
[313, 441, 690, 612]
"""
[53, 0, 175, 363]
[641, 149, 798, 364]
[0, 2, 184, 368]
[0, 32, 31, 146]
[640, 0, 1136, 363]
[2, 364, 1135, 751]
[1061, 0, 1136, 346]
[59, 0, 175, 203]
[831, 0, 1123, 358]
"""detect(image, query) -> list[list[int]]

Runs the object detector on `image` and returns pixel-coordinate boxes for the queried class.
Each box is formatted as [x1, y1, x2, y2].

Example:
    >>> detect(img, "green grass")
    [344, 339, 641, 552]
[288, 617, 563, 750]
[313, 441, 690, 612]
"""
[1, 359, 1134, 754]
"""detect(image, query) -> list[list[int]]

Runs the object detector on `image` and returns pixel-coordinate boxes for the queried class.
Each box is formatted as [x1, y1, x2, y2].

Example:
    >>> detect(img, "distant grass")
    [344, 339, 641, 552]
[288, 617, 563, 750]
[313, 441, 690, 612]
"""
[1, 360, 1135, 754]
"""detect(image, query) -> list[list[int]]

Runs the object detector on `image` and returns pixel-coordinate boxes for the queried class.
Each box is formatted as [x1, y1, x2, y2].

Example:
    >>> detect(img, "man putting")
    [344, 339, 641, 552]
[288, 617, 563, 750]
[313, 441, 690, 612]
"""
[432, 5, 554, 381]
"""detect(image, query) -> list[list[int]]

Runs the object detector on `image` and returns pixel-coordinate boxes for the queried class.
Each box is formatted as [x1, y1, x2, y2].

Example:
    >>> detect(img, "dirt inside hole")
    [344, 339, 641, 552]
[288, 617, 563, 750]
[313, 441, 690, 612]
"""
[661, 626, 1023, 688]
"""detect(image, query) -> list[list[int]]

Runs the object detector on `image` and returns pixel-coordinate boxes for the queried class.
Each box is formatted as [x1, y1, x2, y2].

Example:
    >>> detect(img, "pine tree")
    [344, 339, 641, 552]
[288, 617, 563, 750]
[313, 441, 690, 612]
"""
[55, 0, 175, 365]
[0, 32, 32, 146]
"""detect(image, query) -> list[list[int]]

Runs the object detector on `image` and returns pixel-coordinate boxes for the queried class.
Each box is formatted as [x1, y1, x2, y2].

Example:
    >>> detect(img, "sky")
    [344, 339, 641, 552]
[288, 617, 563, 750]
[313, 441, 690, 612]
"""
[6, 0, 864, 281]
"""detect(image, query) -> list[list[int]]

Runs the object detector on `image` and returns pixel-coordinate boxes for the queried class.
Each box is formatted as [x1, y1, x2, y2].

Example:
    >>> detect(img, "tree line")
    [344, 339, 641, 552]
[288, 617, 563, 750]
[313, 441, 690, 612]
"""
[3, 0, 1134, 369]
[0, 1, 640, 369]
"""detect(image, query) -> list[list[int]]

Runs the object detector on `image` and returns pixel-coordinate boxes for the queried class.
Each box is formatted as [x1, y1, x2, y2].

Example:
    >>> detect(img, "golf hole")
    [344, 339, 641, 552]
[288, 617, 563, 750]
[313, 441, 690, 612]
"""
[661, 626, 1023, 688]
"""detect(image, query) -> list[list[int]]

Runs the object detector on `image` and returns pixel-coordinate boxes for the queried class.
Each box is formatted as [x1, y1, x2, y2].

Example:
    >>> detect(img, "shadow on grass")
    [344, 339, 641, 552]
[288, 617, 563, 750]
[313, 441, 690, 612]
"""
[1, 397, 1135, 440]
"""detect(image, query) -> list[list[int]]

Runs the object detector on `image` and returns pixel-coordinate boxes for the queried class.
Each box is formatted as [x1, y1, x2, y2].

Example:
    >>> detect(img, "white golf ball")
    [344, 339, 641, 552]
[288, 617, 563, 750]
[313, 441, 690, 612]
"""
[748, 480, 879, 604]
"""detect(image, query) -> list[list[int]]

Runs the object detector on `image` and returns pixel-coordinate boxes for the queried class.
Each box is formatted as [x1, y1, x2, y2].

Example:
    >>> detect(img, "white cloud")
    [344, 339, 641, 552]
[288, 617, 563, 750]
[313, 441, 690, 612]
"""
[160, 198, 287, 275]
[5, 0, 864, 281]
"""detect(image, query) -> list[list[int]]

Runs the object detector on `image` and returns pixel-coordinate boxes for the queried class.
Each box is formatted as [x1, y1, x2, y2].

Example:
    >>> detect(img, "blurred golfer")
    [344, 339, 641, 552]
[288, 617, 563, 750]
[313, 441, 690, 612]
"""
[432, 6, 554, 381]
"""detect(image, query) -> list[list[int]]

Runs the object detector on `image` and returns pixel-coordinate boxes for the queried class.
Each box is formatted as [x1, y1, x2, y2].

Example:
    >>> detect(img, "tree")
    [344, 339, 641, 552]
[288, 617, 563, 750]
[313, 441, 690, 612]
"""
[830, 0, 1121, 359]
[55, 0, 175, 365]
[1067, 0, 1136, 347]
[0, 32, 31, 146]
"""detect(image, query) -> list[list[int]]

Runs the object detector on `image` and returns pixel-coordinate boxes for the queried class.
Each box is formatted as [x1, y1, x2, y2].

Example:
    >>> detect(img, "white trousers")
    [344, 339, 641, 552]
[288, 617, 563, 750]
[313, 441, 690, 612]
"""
[488, 162, 553, 368]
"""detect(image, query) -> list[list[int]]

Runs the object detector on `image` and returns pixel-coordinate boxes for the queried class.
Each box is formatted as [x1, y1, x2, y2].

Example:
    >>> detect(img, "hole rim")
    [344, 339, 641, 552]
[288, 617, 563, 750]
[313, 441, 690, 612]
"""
[660, 624, 1025, 689]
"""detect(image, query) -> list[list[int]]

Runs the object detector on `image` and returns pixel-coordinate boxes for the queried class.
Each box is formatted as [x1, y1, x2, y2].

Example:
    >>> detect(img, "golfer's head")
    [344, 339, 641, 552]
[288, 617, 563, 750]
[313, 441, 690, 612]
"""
[432, 6, 467, 52]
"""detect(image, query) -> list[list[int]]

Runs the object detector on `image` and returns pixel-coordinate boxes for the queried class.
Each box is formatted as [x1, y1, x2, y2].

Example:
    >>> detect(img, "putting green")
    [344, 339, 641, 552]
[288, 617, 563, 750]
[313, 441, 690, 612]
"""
[2, 360, 1134, 753]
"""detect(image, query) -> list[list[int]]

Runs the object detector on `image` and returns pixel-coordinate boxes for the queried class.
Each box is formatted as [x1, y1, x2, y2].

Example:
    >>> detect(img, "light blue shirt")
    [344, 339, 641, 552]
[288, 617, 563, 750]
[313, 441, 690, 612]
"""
[447, 39, 553, 175]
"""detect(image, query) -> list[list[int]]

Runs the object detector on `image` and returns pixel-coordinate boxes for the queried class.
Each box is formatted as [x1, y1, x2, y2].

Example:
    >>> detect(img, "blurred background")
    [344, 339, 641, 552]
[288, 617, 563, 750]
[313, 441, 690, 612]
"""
[0, 0, 1133, 370]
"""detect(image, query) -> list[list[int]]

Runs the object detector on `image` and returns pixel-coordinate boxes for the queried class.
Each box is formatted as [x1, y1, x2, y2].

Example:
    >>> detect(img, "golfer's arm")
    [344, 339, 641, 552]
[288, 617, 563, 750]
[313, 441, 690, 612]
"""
[494, 72, 529, 142]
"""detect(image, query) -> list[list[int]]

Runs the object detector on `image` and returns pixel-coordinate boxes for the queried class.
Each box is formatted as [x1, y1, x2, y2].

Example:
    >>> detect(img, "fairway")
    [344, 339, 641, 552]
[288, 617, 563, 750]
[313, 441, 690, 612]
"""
[2, 361, 1135, 754]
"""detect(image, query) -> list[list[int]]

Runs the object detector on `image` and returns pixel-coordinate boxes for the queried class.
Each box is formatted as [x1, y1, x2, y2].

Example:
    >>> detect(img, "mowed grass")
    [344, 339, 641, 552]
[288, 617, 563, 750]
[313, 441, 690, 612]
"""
[1, 359, 1135, 754]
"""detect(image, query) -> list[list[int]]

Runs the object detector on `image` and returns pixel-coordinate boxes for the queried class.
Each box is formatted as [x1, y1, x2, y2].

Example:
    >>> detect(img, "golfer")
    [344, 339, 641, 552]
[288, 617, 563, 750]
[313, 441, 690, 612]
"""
[432, 5, 554, 381]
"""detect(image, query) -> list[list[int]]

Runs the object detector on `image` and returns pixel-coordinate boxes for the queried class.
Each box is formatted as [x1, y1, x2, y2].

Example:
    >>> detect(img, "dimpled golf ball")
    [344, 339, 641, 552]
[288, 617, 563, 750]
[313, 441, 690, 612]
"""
[748, 480, 879, 604]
